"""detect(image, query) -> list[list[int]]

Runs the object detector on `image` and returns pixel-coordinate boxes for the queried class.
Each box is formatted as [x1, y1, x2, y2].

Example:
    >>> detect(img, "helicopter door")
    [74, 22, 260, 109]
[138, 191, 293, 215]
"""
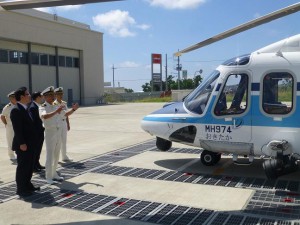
[213, 73, 251, 143]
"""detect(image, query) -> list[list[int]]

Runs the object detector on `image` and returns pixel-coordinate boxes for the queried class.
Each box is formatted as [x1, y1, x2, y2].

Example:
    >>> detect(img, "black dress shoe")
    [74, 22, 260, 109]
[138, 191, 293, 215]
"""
[29, 186, 41, 192]
[38, 165, 45, 170]
[17, 191, 33, 197]
[33, 168, 41, 172]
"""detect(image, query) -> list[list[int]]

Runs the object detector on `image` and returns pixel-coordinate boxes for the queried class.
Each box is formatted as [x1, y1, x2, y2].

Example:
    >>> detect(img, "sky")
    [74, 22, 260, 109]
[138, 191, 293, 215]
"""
[24, 0, 300, 91]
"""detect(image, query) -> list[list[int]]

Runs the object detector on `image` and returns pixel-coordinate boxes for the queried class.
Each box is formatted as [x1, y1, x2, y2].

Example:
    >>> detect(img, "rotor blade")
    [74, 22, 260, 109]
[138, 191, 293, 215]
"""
[0, 0, 123, 10]
[175, 2, 300, 56]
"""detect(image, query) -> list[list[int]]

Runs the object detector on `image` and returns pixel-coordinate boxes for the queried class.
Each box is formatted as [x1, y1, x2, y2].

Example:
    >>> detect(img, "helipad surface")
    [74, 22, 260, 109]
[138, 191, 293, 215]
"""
[0, 103, 299, 225]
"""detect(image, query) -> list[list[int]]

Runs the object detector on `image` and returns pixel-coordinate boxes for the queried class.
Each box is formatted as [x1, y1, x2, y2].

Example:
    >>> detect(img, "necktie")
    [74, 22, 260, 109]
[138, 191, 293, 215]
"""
[27, 109, 33, 120]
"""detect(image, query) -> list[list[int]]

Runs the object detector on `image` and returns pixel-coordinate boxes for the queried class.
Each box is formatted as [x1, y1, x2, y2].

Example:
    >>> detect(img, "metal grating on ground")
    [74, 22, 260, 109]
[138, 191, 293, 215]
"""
[1, 139, 300, 224]
[14, 186, 300, 225]
[245, 190, 300, 220]
[90, 164, 300, 192]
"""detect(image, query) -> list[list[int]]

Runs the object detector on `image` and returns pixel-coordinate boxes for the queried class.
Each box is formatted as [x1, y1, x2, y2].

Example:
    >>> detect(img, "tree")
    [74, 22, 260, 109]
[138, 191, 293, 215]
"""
[194, 75, 202, 87]
[125, 88, 134, 93]
[141, 74, 203, 92]
[142, 82, 151, 92]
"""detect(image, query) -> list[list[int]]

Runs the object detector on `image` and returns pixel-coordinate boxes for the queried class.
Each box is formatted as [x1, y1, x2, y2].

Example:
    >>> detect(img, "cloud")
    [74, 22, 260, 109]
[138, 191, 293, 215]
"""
[147, 0, 206, 9]
[254, 13, 261, 19]
[35, 7, 51, 13]
[118, 61, 140, 68]
[57, 5, 82, 11]
[93, 10, 150, 37]
[35, 5, 82, 13]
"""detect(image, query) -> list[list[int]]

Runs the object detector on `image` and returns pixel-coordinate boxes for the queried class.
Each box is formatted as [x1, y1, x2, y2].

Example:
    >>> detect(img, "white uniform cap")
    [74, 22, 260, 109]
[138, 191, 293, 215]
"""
[54, 87, 63, 93]
[7, 91, 15, 98]
[41, 86, 55, 95]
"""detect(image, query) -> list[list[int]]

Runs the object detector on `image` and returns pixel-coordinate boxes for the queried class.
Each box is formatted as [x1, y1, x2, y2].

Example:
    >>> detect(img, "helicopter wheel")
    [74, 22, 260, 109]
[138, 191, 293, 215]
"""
[156, 137, 172, 151]
[201, 150, 219, 166]
[214, 153, 222, 164]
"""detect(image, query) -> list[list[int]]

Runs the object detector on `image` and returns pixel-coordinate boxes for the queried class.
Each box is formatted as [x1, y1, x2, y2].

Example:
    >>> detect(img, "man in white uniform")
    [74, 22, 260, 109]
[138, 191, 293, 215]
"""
[53, 87, 73, 162]
[1, 91, 17, 161]
[39, 86, 79, 184]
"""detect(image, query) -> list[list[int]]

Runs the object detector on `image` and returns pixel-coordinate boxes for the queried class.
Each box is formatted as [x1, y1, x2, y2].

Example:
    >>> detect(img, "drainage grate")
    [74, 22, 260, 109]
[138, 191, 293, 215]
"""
[90, 164, 300, 192]
[1, 140, 300, 225]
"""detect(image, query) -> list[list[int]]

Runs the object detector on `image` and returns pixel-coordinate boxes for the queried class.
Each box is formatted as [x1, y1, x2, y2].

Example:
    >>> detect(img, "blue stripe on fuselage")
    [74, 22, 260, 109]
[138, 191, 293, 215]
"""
[143, 96, 300, 128]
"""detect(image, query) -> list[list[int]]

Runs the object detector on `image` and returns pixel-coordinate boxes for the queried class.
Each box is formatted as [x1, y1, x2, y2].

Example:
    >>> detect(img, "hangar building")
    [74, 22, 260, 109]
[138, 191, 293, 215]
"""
[0, 8, 104, 107]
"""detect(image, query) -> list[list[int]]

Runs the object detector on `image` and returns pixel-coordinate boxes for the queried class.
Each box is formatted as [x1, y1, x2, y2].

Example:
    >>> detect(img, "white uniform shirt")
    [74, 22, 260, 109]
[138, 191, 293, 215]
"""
[53, 100, 68, 125]
[39, 102, 66, 129]
[1, 103, 15, 126]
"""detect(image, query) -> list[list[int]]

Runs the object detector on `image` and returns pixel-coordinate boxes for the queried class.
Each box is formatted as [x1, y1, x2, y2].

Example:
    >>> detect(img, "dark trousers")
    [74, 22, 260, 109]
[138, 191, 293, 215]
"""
[15, 148, 35, 193]
[34, 133, 44, 168]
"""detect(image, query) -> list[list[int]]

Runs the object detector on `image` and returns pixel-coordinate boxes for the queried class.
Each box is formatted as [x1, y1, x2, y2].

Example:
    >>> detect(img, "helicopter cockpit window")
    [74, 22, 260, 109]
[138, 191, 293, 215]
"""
[214, 74, 248, 116]
[184, 70, 220, 114]
[222, 54, 250, 66]
[262, 73, 293, 115]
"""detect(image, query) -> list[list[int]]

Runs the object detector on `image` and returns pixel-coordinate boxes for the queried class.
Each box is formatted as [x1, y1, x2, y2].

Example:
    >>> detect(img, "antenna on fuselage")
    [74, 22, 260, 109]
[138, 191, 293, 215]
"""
[175, 2, 300, 57]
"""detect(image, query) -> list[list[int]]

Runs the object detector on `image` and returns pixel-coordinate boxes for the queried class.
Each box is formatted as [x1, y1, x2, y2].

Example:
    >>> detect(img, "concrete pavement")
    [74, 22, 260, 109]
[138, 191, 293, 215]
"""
[0, 103, 299, 225]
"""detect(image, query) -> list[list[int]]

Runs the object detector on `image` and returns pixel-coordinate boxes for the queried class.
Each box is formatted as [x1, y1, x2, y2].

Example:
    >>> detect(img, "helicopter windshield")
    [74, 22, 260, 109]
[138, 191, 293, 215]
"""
[184, 70, 220, 114]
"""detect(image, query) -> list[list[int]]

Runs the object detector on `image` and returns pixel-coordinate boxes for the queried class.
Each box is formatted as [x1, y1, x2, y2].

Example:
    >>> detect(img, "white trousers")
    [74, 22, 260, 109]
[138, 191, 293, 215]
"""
[45, 127, 62, 180]
[6, 125, 16, 159]
[60, 121, 68, 159]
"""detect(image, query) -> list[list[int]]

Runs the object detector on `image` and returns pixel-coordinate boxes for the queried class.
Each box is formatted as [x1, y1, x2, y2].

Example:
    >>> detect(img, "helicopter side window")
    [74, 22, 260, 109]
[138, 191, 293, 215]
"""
[214, 74, 248, 116]
[262, 73, 293, 115]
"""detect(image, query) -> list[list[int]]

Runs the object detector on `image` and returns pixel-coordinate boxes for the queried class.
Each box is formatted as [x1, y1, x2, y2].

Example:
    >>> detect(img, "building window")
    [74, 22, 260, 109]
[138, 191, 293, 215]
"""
[0, 49, 8, 62]
[31, 53, 40, 65]
[9, 50, 19, 63]
[40, 54, 48, 66]
[59, 56, 65, 67]
[49, 55, 56, 66]
[20, 52, 28, 64]
[262, 72, 293, 115]
[214, 73, 248, 116]
[66, 56, 73, 67]
[73, 57, 79, 68]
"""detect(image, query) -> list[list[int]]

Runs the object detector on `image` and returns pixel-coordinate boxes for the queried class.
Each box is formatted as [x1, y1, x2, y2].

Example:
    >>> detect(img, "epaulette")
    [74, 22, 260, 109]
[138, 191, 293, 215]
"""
[53, 102, 58, 105]
[41, 103, 47, 107]
[8, 103, 11, 106]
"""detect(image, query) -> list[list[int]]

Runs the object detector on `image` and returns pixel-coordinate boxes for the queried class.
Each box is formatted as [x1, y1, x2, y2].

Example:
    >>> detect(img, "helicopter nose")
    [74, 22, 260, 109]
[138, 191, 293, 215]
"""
[141, 119, 154, 135]
[141, 101, 187, 136]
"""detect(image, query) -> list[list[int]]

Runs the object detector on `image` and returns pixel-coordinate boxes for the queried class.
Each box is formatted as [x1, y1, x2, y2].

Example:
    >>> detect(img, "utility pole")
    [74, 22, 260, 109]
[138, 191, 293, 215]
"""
[165, 54, 168, 91]
[112, 64, 116, 88]
[177, 51, 181, 90]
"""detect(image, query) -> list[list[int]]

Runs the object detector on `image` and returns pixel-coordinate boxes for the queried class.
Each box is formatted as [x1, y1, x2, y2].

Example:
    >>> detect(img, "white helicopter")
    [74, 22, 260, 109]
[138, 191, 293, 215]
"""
[141, 2, 300, 179]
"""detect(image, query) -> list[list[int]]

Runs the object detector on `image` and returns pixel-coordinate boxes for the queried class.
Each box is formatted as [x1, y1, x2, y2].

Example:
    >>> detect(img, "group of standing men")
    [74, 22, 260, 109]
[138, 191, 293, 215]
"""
[1, 86, 79, 197]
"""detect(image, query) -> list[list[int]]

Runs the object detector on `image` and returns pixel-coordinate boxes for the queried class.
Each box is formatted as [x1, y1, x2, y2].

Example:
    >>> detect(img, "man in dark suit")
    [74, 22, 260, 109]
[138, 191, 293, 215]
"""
[10, 87, 39, 197]
[29, 91, 45, 172]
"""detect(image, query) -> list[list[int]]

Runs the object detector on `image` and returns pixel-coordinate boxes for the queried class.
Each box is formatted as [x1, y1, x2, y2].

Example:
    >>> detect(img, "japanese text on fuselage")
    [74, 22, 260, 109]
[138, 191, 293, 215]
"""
[205, 125, 232, 141]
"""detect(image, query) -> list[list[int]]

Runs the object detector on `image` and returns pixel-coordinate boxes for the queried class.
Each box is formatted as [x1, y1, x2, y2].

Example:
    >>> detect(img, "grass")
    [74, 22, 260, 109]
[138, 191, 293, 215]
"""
[134, 96, 172, 103]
